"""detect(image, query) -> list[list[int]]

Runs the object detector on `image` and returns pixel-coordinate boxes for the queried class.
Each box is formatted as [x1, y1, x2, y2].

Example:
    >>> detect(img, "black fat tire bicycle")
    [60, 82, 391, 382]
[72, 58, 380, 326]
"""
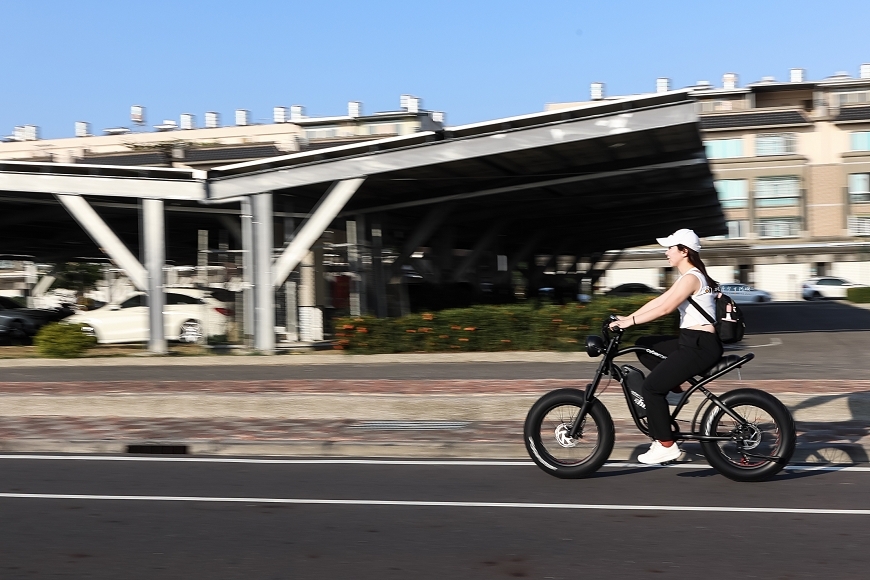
[524, 315, 796, 482]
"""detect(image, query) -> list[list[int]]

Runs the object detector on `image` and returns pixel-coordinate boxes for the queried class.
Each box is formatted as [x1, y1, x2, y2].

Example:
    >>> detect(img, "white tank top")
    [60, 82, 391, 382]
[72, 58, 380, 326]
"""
[677, 268, 716, 329]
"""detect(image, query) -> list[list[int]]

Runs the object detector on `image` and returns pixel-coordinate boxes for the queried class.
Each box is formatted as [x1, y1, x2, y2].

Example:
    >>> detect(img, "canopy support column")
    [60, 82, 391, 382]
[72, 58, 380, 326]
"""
[143, 199, 167, 354]
[272, 177, 365, 288]
[54, 193, 148, 291]
[252, 193, 275, 353]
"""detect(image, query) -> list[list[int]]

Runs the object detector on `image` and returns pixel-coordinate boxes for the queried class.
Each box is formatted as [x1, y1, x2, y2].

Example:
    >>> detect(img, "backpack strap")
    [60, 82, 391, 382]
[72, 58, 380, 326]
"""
[687, 296, 717, 325]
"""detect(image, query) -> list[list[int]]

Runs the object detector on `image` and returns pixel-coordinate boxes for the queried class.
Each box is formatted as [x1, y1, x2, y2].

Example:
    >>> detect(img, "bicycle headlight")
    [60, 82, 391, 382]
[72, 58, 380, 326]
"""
[585, 335, 605, 358]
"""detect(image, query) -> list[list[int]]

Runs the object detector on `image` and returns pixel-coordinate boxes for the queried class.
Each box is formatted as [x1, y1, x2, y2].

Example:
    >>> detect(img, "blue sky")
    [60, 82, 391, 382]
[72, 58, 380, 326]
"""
[2, 0, 869, 139]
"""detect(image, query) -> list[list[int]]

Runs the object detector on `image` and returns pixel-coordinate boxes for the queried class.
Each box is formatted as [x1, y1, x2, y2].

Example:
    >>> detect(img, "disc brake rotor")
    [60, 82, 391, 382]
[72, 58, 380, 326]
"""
[554, 423, 580, 448]
[733, 423, 762, 450]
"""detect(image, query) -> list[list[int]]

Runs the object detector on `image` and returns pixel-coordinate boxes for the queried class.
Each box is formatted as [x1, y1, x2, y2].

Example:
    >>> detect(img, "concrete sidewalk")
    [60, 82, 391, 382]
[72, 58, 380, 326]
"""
[0, 376, 867, 465]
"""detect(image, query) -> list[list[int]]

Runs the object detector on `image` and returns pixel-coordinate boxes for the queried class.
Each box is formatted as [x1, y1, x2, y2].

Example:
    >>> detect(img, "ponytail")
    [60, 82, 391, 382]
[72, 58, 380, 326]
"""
[678, 244, 718, 290]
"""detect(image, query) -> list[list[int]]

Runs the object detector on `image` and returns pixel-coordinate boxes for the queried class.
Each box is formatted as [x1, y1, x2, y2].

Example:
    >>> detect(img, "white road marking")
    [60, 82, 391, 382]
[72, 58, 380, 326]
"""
[0, 455, 868, 472]
[0, 492, 866, 515]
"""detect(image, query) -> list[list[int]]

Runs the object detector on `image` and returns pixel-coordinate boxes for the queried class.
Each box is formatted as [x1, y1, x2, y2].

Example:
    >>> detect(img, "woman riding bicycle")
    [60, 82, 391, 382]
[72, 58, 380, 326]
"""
[608, 228, 722, 464]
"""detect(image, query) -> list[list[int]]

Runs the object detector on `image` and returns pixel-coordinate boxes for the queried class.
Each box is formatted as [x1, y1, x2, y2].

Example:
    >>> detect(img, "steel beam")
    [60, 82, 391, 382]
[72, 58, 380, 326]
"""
[1, 164, 205, 200]
[54, 194, 148, 291]
[272, 178, 365, 288]
[252, 193, 275, 353]
[143, 199, 167, 354]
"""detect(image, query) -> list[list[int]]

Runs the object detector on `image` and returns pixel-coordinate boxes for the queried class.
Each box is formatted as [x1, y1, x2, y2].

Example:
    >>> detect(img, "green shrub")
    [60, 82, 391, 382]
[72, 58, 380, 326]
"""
[333, 297, 678, 354]
[34, 322, 98, 358]
[847, 287, 870, 303]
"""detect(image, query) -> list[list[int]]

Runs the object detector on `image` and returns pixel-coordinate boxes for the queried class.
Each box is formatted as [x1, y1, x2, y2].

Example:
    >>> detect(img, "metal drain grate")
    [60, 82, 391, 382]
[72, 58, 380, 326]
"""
[126, 444, 189, 455]
[349, 421, 471, 431]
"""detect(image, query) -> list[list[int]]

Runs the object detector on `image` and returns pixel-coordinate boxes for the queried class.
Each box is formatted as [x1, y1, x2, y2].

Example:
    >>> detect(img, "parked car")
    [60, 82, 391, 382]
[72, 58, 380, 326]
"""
[605, 283, 662, 297]
[719, 283, 773, 304]
[65, 288, 231, 344]
[801, 277, 866, 300]
[0, 296, 75, 344]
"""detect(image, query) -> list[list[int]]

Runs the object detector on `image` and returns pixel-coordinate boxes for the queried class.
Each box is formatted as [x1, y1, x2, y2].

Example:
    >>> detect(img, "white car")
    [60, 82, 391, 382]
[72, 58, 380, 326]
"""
[66, 288, 231, 344]
[719, 283, 773, 304]
[801, 277, 865, 301]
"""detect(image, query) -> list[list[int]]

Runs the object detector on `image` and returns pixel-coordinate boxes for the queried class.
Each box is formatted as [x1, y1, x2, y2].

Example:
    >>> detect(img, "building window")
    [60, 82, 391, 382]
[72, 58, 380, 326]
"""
[710, 220, 750, 240]
[835, 91, 870, 107]
[705, 139, 743, 159]
[756, 218, 801, 238]
[714, 179, 748, 208]
[756, 133, 796, 156]
[848, 216, 870, 236]
[305, 127, 337, 140]
[852, 132, 870, 152]
[849, 174, 870, 203]
[755, 176, 801, 207]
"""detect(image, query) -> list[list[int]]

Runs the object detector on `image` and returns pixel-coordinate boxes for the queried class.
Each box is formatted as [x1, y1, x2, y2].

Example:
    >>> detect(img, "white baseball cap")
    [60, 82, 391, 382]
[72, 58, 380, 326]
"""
[656, 228, 701, 253]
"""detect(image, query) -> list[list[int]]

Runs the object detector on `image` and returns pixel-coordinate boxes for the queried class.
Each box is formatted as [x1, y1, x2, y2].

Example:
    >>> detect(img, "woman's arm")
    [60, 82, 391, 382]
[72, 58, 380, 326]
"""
[611, 275, 699, 330]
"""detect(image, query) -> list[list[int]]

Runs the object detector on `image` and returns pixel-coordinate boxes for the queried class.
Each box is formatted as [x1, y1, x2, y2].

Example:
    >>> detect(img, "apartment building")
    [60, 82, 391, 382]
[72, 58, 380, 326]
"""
[548, 65, 870, 300]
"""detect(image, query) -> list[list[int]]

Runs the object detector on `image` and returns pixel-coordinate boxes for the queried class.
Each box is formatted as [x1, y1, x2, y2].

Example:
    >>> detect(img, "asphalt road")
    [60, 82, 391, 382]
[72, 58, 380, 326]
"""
[0, 456, 868, 579]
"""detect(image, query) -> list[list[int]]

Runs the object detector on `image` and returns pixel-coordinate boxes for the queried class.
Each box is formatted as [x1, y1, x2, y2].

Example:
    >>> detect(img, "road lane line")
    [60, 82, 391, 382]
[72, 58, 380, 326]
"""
[0, 492, 867, 515]
[0, 455, 868, 472]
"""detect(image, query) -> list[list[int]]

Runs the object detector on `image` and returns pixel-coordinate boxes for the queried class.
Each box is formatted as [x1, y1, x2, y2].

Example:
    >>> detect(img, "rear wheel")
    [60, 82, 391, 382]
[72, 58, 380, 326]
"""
[700, 389, 795, 482]
[179, 319, 203, 344]
[524, 388, 614, 479]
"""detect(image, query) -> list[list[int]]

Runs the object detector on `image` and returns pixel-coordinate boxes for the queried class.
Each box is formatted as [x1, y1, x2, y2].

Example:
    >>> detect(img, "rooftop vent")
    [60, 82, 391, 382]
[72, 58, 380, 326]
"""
[722, 73, 738, 90]
[75, 121, 91, 138]
[131, 105, 145, 125]
[180, 113, 195, 130]
[861, 64, 870, 79]
[760, 76, 776, 83]
[235, 109, 249, 126]
[205, 111, 220, 128]
[348, 101, 362, 117]
[695, 80, 712, 89]
[656, 78, 671, 93]
[590, 82, 605, 100]
[290, 105, 305, 121]
[790, 68, 805, 83]
[14, 125, 40, 141]
[400, 95, 421, 113]
[273, 106, 288, 123]
[103, 127, 131, 135]
[431, 111, 445, 124]
[154, 119, 178, 131]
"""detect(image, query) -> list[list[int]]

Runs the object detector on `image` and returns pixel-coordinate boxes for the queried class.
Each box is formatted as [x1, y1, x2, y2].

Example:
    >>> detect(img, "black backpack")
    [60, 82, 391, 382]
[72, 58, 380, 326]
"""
[688, 291, 746, 344]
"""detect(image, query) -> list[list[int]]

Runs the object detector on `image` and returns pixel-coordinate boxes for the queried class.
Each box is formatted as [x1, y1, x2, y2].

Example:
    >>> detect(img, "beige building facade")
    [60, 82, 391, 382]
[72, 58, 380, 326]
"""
[0, 97, 443, 169]
[548, 66, 870, 300]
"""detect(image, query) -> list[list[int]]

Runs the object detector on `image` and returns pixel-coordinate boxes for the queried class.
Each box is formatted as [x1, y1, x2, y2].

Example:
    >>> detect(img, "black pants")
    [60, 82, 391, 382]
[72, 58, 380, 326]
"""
[635, 330, 723, 441]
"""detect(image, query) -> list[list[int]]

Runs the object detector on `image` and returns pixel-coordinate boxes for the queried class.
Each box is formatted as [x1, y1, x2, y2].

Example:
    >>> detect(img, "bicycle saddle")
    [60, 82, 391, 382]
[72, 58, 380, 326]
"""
[700, 354, 745, 378]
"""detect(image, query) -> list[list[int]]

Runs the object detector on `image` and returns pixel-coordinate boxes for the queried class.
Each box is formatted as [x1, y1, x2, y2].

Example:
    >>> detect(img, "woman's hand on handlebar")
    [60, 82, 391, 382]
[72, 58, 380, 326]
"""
[608, 315, 631, 332]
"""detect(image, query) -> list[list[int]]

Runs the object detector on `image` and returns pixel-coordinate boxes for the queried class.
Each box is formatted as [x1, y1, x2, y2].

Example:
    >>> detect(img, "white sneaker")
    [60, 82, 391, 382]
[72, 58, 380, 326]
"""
[637, 441, 682, 465]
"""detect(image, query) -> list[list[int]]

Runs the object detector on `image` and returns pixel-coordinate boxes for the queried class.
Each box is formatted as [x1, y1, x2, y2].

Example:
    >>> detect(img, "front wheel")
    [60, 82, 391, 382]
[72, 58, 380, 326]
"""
[700, 389, 795, 482]
[524, 388, 615, 479]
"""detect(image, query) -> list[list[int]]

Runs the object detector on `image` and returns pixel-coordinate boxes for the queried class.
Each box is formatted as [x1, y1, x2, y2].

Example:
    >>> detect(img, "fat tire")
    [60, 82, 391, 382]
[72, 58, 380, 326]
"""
[700, 388, 795, 482]
[523, 388, 615, 479]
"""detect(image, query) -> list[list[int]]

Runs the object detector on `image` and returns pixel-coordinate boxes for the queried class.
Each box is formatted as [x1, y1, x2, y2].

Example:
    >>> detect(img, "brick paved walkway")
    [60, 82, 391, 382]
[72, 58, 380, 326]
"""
[0, 379, 867, 462]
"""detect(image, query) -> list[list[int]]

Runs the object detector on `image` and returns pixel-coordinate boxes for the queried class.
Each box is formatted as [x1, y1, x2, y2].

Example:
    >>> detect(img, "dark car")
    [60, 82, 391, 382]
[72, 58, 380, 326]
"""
[605, 283, 662, 297]
[0, 296, 75, 344]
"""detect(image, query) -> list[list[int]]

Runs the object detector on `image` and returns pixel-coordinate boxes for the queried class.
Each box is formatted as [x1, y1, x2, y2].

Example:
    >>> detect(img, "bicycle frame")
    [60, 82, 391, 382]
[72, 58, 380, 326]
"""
[569, 328, 755, 444]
